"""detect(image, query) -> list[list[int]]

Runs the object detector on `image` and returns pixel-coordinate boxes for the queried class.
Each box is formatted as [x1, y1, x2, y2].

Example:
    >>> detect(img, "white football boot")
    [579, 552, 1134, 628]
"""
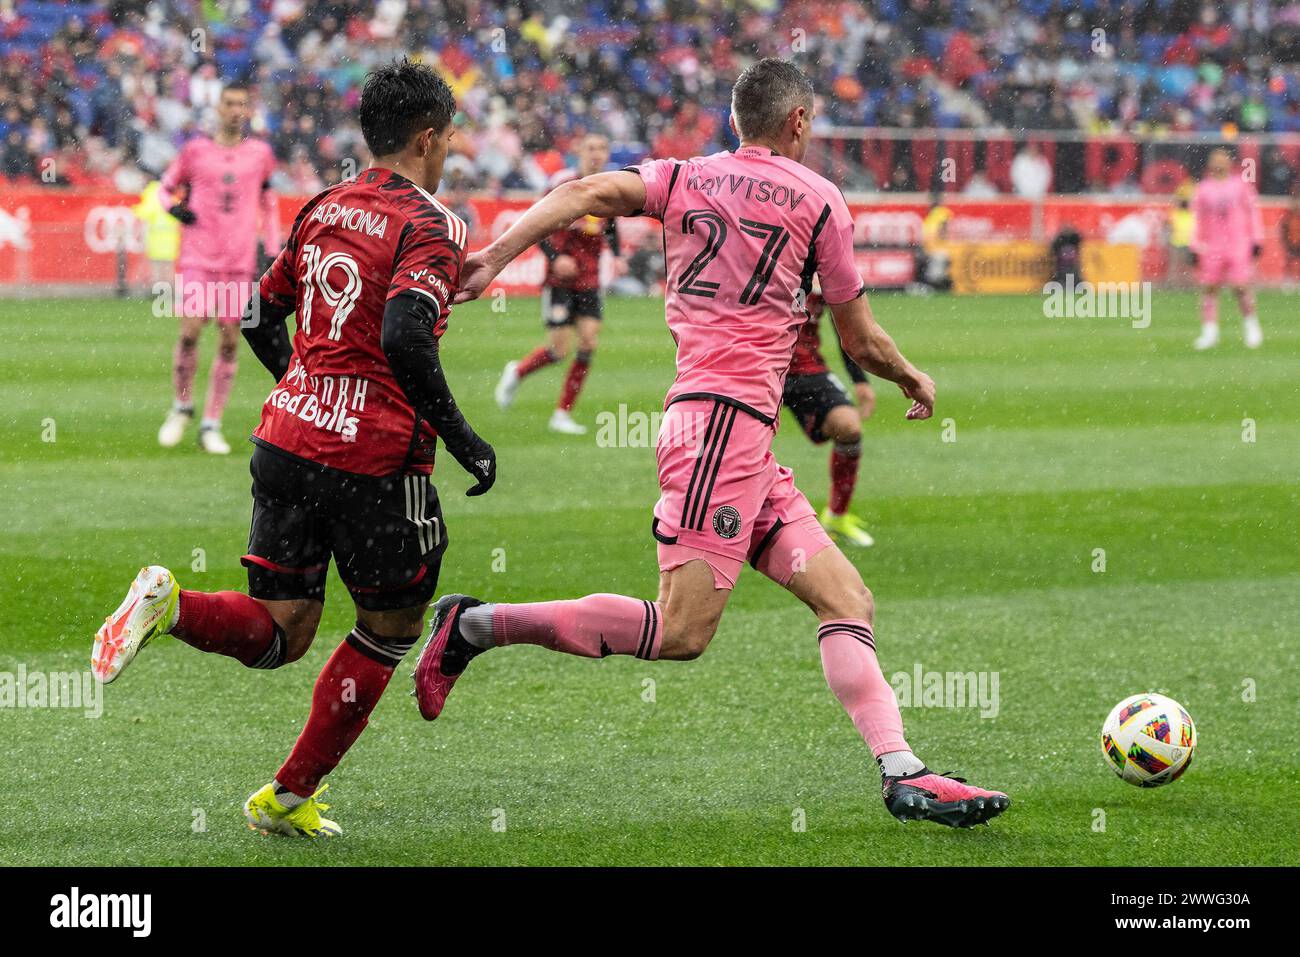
[495, 361, 521, 410]
[198, 425, 232, 455]
[1192, 325, 1220, 351]
[1243, 317, 1263, 349]
[548, 409, 587, 435]
[92, 565, 179, 683]
[158, 407, 192, 448]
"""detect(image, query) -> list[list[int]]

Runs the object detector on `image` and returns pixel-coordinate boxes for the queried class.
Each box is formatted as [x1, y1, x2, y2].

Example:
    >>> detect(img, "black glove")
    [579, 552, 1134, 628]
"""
[447, 434, 496, 496]
[1252, 243, 1262, 259]
[1188, 250, 1198, 267]
[168, 203, 197, 225]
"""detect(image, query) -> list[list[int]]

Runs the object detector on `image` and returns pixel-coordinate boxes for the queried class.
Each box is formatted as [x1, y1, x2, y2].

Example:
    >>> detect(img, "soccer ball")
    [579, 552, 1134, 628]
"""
[1100, 693, 1197, 788]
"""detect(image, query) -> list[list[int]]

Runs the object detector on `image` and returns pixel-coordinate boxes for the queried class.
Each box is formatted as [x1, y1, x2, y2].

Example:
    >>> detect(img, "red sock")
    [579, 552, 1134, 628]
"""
[517, 345, 559, 379]
[172, 590, 284, 668]
[275, 625, 419, 797]
[828, 441, 861, 516]
[557, 350, 592, 412]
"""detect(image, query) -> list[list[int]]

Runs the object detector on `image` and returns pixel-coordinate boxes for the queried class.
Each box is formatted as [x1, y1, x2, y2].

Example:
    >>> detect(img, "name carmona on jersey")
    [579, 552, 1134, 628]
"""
[308, 200, 390, 238]
[264, 362, 370, 443]
[406, 267, 451, 306]
[683, 171, 809, 212]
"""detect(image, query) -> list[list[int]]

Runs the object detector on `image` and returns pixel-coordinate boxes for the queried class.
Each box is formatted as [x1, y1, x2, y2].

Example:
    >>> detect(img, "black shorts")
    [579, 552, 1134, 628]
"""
[543, 286, 603, 327]
[782, 372, 854, 444]
[242, 444, 448, 611]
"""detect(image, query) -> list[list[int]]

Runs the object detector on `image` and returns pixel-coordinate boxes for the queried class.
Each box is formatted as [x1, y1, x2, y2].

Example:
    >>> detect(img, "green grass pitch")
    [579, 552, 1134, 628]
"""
[0, 290, 1296, 866]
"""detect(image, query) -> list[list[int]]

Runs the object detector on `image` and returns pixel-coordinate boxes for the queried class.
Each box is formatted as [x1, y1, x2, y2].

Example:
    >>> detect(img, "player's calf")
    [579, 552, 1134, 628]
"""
[259, 597, 324, 664]
[788, 544, 874, 624]
[656, 562, 729, 660]
[820, 405, 862, 447]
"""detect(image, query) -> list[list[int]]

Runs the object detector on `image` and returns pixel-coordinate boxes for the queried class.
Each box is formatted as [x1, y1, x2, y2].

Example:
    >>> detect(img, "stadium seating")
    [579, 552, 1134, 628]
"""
[3, 0, 1300, 191]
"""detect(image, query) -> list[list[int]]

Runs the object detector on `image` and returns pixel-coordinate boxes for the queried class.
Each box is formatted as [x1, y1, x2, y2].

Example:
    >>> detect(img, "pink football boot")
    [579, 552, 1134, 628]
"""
[883, 769, 1011, 828]
[412, 594, 484, 720]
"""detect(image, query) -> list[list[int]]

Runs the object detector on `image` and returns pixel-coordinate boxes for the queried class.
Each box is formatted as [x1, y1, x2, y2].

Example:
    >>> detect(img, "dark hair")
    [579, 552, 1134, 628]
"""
[220, 82, 250, 97]
[730, 58, 814, 141]
[359, 58, 456, 156]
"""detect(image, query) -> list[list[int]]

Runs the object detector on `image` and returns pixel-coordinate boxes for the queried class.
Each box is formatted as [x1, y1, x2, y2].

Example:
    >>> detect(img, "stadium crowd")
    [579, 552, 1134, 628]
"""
[3, 0, 1300, 192]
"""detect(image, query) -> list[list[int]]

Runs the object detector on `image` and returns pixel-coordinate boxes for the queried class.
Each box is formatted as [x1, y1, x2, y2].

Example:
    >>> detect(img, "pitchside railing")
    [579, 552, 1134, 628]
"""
[807, 128, 1300, 199]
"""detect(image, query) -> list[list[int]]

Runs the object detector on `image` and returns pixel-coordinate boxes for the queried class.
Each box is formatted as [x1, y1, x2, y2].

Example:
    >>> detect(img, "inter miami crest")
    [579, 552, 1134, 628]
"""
[712, 505, 741, 540]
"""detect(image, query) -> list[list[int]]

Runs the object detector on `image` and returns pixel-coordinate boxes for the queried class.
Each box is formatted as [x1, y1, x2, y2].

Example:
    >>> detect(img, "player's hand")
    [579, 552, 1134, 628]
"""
[855, 381, 876, 420]
[453, 252, 503, 304]
[1188, 250, 1199, 267]
[611, 256, 629, 278]
[168, 203, 197, 226]
[449, 435, 496, 496]
[1252, 243, 1262, 259]
[899, 370, 935, 421]
[551, 254, 579, 282]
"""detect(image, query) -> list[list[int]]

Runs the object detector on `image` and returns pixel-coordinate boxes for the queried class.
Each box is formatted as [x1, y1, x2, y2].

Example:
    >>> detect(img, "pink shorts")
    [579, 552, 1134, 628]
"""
[175, 267, 257, 322]
[1197, 250, 1253, 287]
[652, 398, 832, 590]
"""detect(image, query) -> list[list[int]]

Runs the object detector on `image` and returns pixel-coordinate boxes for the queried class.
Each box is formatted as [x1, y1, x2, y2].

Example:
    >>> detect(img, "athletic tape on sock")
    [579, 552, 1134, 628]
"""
[249, 625, 289, 670]
[345, 623, 419, 667]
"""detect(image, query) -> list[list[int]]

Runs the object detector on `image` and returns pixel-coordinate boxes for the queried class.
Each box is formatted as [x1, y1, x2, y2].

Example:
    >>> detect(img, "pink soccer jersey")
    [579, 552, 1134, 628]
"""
[161, 136, 279, 276]
[629, 145, 863, 421]
[1192, 174, 1263, 259]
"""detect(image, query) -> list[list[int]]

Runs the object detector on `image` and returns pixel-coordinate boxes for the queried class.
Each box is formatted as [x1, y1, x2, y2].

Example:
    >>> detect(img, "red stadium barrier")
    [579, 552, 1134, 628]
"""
[1, 190, 1294, 291]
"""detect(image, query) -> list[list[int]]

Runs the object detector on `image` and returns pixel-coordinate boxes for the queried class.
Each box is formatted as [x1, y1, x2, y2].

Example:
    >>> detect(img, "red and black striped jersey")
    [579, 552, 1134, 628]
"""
[789, 293, 867, 383]
[790, 293, 831, 376]
[254, 167, 468, 477]
[541, 167, 616, 291]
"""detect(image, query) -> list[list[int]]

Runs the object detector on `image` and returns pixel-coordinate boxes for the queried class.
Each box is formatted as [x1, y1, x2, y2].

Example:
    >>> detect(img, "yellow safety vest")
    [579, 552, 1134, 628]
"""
[132, 181, 181, 262]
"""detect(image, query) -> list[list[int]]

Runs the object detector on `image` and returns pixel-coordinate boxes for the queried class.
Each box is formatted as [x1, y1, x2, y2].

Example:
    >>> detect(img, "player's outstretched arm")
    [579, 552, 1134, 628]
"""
[381, 292, 496, 496]
[454, 171, 647, 303]
[829, 294, 935, 421]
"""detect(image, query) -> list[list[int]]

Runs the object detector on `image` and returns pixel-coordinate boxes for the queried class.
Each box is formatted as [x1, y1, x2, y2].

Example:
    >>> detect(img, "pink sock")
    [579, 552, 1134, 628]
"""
[1236, 289, 1256, 317]
[818, 619, 910, 757]
[204, 353, 237, 423]
[494, 594, 662, 659]
[1200, 294, 1219, 327]
[173, 337, 198, 407]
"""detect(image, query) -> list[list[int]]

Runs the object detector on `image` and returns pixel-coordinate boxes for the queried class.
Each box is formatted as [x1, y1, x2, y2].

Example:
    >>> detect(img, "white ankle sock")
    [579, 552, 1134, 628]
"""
[273, 782, 308, 808]
[879, 750, 926, 778]
[458, 604, 496, 649]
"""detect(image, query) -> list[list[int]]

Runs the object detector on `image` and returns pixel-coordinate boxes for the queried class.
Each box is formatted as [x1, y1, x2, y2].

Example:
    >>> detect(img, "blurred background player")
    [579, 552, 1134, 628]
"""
[1165, 181, 1196, 288]
[494, 133, 626, 434]
[130, 179, 180, 291]
[786, 291, 876, 547]
[1190, 148, 1263, 351]
[1280, 194, 1300, 285]
[91, 61, 495, 838]
[156, 82, 281, 454]
[914, 197, 953, 293]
